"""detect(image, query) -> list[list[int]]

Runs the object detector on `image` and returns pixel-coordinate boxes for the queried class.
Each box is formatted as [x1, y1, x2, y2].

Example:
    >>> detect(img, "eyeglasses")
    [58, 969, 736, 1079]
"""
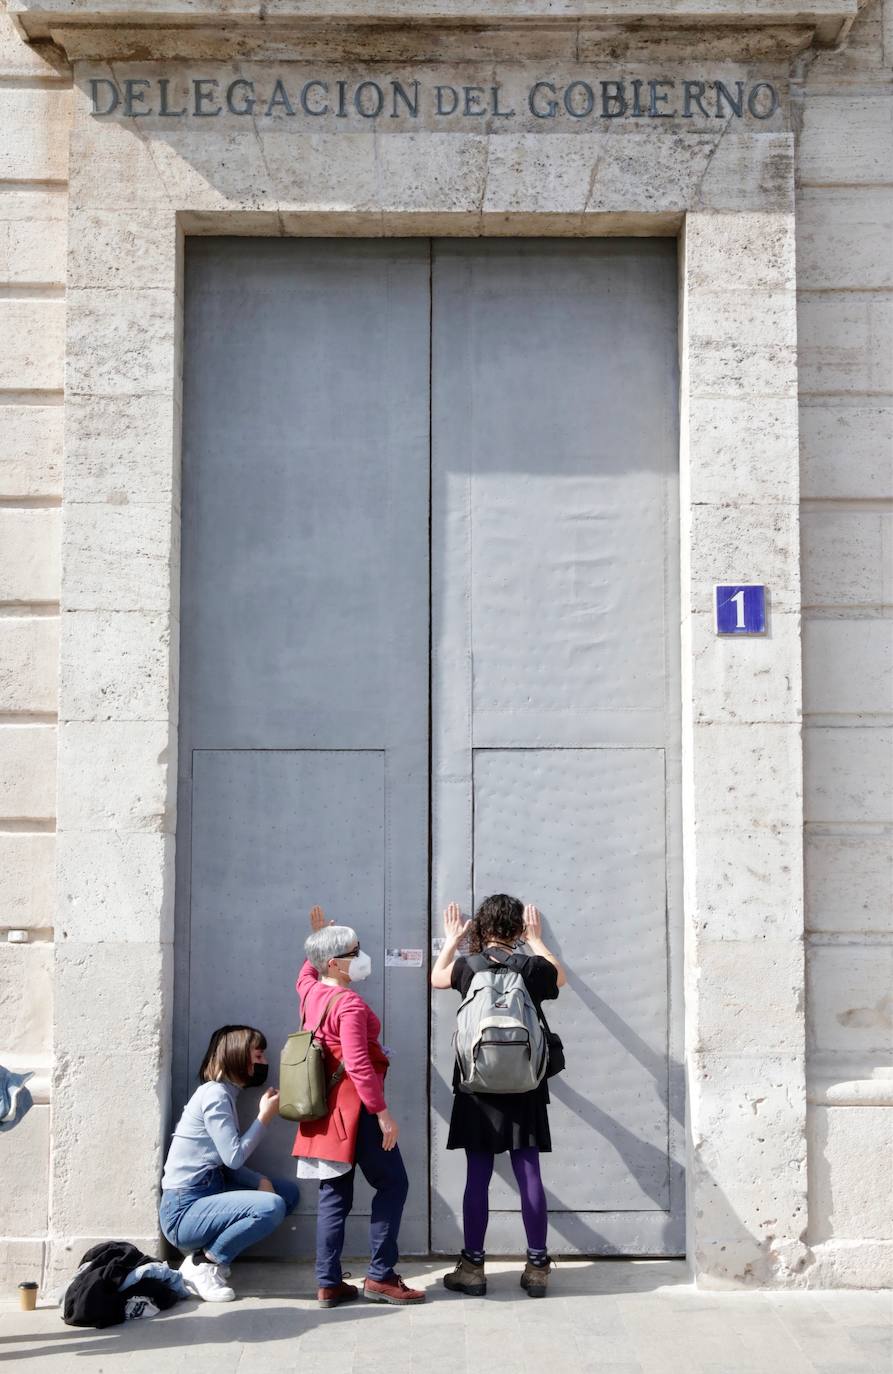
[336, 946, 360, 960]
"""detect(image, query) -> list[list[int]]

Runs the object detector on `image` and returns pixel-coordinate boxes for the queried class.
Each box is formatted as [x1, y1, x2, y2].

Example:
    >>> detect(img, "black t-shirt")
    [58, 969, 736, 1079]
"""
[451, 948, 559, 1011]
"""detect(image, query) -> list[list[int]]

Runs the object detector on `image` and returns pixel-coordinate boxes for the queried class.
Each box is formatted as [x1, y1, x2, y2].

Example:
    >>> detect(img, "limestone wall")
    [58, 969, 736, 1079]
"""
[793, 0, 893, 1288]
[0, 6, 70, 1288]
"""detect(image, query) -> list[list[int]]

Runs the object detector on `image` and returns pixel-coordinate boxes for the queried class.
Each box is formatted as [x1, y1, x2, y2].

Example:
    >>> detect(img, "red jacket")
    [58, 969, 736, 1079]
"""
[291, 961, 390, 1165]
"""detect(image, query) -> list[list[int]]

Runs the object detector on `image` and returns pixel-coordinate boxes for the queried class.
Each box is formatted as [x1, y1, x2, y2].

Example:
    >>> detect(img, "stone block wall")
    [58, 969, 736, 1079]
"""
[794, 0, 893, 1288]
[0, 5, 70, 1289]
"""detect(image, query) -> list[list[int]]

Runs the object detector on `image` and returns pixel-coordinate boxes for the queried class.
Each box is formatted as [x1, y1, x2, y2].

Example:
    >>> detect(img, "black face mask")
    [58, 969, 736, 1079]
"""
[247, 1063, 269, 1089]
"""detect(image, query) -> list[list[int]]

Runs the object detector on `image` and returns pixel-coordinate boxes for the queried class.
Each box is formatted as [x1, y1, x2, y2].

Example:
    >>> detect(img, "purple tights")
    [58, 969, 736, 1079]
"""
[463, 1148, 548, 1255]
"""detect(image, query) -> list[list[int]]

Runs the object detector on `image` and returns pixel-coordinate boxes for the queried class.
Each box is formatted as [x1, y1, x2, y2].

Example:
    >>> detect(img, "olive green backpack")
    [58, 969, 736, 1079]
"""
[278, 990, 346, 1122]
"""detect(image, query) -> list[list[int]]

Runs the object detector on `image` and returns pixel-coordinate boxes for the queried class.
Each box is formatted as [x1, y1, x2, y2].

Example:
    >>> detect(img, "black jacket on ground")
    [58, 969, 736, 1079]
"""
[62, 1241, 182, 1328]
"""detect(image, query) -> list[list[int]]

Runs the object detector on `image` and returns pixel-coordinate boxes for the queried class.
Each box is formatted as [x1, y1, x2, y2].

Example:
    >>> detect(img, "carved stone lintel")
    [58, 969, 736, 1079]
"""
[8, 0, 860, 59]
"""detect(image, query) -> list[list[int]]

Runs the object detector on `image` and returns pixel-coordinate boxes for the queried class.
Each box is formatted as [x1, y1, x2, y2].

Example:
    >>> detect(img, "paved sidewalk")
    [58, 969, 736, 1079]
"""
[2, 1260, 890, 1373]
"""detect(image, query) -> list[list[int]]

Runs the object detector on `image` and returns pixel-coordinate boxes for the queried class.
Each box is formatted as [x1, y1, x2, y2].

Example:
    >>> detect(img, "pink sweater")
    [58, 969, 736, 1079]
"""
[296, 960, 388, 1115]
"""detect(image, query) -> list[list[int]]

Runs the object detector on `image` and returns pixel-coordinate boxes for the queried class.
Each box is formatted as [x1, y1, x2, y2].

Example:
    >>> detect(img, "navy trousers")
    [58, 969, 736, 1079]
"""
[315, 1106, 409, 1287]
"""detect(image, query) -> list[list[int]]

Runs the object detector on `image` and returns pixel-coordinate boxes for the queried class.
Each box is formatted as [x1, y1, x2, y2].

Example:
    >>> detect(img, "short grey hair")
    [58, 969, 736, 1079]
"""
[305, 925, 358, 974]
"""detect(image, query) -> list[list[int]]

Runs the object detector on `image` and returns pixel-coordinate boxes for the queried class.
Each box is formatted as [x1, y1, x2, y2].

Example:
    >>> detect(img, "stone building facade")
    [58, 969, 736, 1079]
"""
[0, 0, 890, 1293]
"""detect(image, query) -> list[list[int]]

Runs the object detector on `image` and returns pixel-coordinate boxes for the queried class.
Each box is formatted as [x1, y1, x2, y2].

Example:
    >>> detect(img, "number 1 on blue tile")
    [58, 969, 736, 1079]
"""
[715, 585, 767, 635]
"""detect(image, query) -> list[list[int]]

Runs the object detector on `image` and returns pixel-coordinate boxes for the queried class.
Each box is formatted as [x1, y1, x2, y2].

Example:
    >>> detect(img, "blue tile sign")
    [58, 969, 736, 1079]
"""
[715, 585, 767, 635]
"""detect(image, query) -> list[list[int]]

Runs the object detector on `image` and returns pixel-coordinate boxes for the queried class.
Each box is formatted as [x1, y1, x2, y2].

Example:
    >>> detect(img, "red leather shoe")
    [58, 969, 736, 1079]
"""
[363, 1273, 426, 1305]
[317, 1280, 358, 1309]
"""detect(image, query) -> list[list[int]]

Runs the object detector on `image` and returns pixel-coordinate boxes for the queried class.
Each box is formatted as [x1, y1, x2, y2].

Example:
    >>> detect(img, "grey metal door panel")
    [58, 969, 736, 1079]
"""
[180, 238, 430, 752]
[188, 750, 386, 1070]
[454, 245, 673, 725]
[430, 239, 683, 1255]
[176, 240, 430, 1256]
[188, 748, 427, 1257]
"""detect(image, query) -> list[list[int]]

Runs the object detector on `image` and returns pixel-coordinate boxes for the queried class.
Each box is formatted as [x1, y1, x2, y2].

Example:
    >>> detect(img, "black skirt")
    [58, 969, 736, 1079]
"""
[446, 1075, 552, 1153]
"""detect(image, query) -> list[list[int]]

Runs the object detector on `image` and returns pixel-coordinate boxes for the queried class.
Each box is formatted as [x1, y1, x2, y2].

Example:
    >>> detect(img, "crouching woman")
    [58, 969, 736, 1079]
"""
[160, 1025, 299, 1302]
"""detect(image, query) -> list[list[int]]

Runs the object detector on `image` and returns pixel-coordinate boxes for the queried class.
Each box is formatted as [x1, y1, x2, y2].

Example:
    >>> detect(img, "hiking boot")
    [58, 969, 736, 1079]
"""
[317, 1280, 358, 1309]
[363, 1273, 426, 1305]
[520, 1257, 551, 1298]
[179, 1252, 235, 1303]
[443, 1253, 487, 1297]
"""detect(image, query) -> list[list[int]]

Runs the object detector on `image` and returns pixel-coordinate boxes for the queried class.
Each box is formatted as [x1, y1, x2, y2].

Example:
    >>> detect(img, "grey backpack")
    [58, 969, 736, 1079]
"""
[454, 953, 548, 1095]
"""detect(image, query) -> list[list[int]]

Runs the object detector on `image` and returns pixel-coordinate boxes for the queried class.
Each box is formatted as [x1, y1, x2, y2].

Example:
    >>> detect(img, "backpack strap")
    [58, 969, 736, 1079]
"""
[300, 988, 348, 1095]
[470, 948, 513, 972]
[487, 952, 556, 1043]
[474, 947, 542, 1010]
[301, 987, 347, 1035]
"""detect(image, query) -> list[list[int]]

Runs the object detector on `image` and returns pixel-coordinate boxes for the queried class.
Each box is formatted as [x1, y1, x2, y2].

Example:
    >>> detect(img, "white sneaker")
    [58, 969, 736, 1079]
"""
[179, 1252, 235, 1302]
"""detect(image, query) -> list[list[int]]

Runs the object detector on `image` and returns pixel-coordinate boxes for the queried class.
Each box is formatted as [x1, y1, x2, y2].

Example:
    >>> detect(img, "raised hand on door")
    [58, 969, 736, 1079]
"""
[522, 904, 542, 940]
[522, 904, 567, 988]
[443, 901, 471, 945]
[430, 902, 470, 989]
[309, 905, 334, 931]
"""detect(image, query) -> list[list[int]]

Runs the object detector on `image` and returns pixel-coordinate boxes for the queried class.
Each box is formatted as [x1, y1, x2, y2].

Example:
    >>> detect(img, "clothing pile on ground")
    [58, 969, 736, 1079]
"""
[61, 1241, 190, 1328]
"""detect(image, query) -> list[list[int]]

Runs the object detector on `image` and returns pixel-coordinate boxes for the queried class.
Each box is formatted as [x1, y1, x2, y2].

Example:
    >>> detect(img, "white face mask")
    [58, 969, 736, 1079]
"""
[347, 950, 372, 983]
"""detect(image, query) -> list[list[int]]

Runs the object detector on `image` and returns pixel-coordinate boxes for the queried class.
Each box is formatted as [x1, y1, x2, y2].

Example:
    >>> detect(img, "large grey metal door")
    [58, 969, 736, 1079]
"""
[176, 239, 430, 1256]
[178, 237, 682, 1260]
[429, 240, 683, 1255]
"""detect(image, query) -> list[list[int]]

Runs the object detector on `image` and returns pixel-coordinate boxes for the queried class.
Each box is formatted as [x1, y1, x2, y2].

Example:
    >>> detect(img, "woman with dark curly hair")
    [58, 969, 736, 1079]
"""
[431, 894, 566, 1299]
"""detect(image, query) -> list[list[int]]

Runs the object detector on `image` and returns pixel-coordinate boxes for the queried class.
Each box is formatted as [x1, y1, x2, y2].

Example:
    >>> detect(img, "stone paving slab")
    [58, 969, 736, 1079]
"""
[1, 1261, 890, 1374]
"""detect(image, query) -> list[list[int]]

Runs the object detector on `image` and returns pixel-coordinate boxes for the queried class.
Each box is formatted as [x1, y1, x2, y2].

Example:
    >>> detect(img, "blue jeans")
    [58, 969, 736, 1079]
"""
[316, 1107, 409, 1287]
[160, 1166, 300, 1266]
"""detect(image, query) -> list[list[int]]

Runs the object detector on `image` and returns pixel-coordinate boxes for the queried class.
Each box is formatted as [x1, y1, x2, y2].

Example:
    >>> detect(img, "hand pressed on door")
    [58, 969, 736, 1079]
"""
[430, 902, 471, 989]
[522, 906, 566, 988]
[310, 905, 334, 932]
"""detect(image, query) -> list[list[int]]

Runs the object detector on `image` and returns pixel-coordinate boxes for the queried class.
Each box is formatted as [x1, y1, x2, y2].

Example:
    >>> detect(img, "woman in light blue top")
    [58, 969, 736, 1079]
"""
[159, 1024, 299, 1302]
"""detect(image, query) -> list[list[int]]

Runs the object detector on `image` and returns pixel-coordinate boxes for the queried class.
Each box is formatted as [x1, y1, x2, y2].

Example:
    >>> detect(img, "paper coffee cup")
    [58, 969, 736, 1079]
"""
[18, 1281, 38, 1312]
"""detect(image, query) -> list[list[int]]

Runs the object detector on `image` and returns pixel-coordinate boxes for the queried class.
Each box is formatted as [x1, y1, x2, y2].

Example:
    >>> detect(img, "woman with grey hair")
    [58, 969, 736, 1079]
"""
[292, 906, 425, 1309]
